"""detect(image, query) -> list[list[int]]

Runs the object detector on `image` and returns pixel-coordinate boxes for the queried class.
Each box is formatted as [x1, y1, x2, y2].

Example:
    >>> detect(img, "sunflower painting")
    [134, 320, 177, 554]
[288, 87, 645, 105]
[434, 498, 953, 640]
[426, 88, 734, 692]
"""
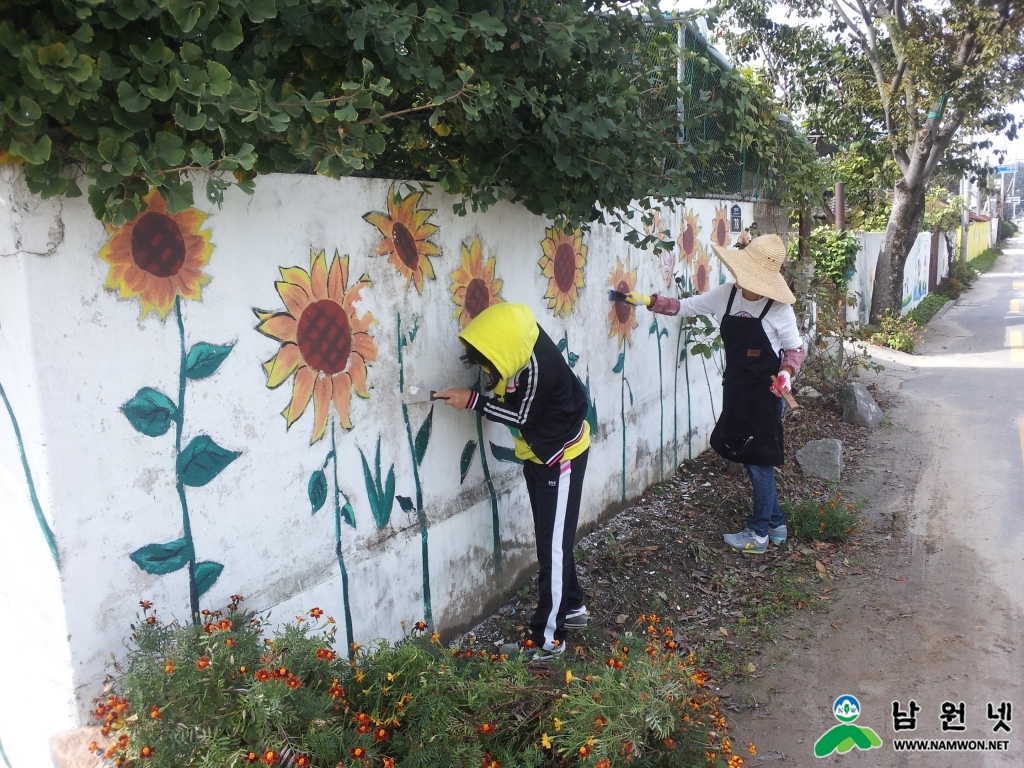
[363, 189, 440, 294]
[693, 243, 714, 294]
[539, 226, 587, 318]
[449, 238, 503, 328]
[711, 204, 731, 248]
[98, 189, 213, 320]
[678, 209, 701, 265]
[256, 250, 377, 443]
[607, 257, 638, 348]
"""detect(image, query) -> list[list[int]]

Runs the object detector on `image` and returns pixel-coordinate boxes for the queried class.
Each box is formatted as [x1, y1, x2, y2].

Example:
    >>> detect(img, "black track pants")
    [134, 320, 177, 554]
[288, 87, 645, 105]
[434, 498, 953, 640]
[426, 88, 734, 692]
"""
[523, 449, 588, 651]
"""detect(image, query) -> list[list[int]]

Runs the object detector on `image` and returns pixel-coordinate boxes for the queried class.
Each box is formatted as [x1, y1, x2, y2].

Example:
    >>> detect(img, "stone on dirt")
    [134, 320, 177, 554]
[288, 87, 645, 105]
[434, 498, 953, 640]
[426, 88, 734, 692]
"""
[841, 382, 883, 427]
[795, 438, 843, 482]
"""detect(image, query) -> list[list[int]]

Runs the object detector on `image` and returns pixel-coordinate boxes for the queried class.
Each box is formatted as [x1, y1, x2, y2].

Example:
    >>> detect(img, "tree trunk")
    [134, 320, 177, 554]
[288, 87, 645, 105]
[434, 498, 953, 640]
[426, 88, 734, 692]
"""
[869, 179, 927, 324]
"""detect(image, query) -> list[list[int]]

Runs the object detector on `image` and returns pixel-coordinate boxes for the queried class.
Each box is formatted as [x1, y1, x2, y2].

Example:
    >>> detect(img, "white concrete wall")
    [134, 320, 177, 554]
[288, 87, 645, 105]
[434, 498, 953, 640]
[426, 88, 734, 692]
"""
[0, 167, 752, 765]
[846, 230, 950, 325]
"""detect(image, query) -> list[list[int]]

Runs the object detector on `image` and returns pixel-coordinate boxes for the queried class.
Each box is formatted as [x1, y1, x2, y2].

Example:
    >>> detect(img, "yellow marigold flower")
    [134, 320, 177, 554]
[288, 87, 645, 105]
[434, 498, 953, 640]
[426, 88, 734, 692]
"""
[541, 733, 552, 750]
[553, 718, 562, 732]
[748, 743, 757, 756]
[565, 670, 574, 685]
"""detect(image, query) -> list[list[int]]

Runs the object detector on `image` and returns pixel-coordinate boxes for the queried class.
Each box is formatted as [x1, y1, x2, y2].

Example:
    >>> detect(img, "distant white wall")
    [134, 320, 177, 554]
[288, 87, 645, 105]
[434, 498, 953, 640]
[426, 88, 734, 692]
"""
[0, 166, 753, 766]
[846, 230, 950, 324]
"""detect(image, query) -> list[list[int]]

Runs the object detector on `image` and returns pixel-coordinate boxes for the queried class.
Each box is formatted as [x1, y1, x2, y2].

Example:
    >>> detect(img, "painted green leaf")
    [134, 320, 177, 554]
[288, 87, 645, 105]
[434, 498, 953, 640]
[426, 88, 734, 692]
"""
[375, 466, 395, 529]
[460, 439, 477, 483]
[612, 352, 625, 374]
[567, 352, 579, 368]
[585, 375, 598, 437]
[414, 406, 433, 467]
[341, 503, 356, 527]
[130, 538, 192, 575]
[649, 320, 658, 335]
[308, 470, 328, 515]
[121, 387, 177, 437]
[194, 560, 224, 596]
[490, 442, 523, 465]
[185, 342, 233, 379]
[556, 337, 568, 353]
[359, 447, 381, 524]
[396, 495, 414, 513]
[177, 435, 241, 486]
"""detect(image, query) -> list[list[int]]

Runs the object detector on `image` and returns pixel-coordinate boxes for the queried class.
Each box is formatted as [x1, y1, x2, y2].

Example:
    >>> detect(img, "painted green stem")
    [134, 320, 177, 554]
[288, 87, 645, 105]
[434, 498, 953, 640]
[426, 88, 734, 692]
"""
[620, 344, 627, 501]
[475, 380, 501, 573]
[173, 297, 199, 622]
[397, 311, 433, 627]
[0, 732, 13, 768]
[330, 420, 355, 659]
[0, 378, 59, 568]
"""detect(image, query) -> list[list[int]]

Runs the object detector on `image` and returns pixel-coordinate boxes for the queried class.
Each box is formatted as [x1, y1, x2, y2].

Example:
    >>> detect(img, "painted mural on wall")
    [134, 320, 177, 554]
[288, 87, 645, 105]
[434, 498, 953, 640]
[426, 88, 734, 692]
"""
[98, 190, 239, 621]
[538, 226, 587, 318]
[363, 188, 439, 294]
[254, 248, 378, 653]
[608, 256, 638, 501]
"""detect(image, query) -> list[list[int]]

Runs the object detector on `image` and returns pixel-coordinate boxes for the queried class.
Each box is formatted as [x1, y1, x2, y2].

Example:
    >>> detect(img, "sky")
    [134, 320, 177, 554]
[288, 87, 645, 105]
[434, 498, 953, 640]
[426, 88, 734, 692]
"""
[659, 0, 1021, 166]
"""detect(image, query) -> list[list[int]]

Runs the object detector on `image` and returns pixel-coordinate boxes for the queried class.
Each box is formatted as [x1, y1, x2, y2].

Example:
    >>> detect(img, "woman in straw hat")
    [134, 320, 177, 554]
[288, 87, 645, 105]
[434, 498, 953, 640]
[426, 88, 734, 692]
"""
[626, 234, 805, 555]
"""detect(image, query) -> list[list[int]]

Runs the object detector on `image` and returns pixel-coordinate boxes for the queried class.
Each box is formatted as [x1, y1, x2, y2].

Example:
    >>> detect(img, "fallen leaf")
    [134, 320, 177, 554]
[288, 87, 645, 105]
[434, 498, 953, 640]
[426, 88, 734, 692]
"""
[719, 627, 733, 637]
[614, 614, 629, 625]
[821, 586, 835, 594]
[814, 561, 827, 573]
[831, 623, 841, 629]
[796, 601, 809, 609]
[746, 663, 756, 673]
[893, 576, 905, 582]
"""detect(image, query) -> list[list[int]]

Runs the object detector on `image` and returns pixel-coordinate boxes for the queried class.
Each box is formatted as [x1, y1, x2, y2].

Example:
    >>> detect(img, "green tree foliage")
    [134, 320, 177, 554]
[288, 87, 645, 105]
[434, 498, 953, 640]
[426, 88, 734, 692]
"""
[1, 0, 816, 231]
[721, 0, 1024, 322]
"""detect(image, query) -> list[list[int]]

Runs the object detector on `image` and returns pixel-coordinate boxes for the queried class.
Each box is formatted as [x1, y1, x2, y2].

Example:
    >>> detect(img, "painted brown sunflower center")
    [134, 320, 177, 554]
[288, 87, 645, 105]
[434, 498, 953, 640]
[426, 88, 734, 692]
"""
[615, 280, 632, 324]
[464, 278, 490, 320]
[131, 212, 186, 278]
[297, 300, 352, 375]
[716, 220, 727, 245]
[553, 243, 577, 293]
[696, 264, 709, 292]
[392, 222, 419, 269]
[682, 224, 694, 255]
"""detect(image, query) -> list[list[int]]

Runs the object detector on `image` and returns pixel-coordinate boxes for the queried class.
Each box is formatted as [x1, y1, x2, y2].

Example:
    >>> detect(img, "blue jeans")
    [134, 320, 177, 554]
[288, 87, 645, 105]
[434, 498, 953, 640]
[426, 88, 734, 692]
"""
[745, 399, 786, 538]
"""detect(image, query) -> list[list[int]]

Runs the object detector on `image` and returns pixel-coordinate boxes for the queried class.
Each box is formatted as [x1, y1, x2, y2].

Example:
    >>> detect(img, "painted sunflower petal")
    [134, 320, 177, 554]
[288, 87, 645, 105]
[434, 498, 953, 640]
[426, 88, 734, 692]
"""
[310, 250, 328, 300]
[348, 354, 369, 397]
[283, 365, 316, 426]
[332, 372, 353, 429]
[265, 343, 303, 388]
[362, 211, 392, 235]
[327, 252, 345, 300]
[350, 310, 373, 334]
[310, 375, 332, 443]
[257, 312, 298, 343]
[420, 257, 435, 280]
[276, 280, 311, 318]
[279, 266, 314, 297]
[353, 332, 377, 364]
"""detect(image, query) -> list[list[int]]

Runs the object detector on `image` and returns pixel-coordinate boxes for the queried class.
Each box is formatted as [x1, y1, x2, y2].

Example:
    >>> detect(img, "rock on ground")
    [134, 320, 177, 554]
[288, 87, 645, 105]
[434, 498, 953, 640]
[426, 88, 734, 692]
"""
[795, 438, 843, 482]
[842, 382, 883, 427]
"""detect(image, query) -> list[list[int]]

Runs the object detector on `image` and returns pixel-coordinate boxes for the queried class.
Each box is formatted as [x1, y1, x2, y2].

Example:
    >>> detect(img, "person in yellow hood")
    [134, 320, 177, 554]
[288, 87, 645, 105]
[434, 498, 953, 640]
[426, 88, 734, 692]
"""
[437, 303, 590, 660]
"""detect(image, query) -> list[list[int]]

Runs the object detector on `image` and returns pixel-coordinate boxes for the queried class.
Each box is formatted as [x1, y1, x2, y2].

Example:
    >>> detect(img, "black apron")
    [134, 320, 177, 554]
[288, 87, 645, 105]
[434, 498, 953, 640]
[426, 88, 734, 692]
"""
[709, 286, 785, 467]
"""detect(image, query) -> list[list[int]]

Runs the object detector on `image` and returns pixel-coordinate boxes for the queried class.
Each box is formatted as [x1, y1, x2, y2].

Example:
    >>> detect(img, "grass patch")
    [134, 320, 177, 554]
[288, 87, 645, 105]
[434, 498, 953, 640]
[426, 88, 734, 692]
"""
[783, 492, 862, 542]
[970, 246, 1001, 273]
[908, 293, 950, 326]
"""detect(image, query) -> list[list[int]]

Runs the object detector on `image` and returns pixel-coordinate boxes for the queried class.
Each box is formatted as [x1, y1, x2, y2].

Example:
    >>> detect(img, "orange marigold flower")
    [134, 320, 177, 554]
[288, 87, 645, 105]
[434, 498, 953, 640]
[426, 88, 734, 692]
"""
[729, 756, 744, 768]
[203, 623, 215, 634]
[329, 680, 345, 698]
[255, 669, 272, 683]
[146, 616, 157, 625]
[294, 756, 311, 767]
[149, 705, 161, 720]
[164, 660, 175, 675]
[413, 621, 427, 632]
[481, 752, 501, 768]
[596, 761, 611, 768]
[244, 752, 258, 764]
[748, 743, 757, 756]
[196, 657, 211, 671]
[139, 600, 152, 610]
[286, 675, 302, 689]
[218, 619, 233, 631]
[350, 746, 367, 759]
[225, 638, 237, 648]
[316, 648, 336, 661]
[139, 746, 154, 759]
[523, 638, 536, 649]
[621, 742, 634, 755]
[260, 750, 279, 765]
[374, 727, 389, 742]
[274, 667, 289, 679]
[690, 670, 707, 687]
[476, 723, 498, 735]
[383, 758, 396, 768]
[593, 716, 608, 732]
[356, 724, 372, 736]
[430, 632, 441, 644]
[310, 607, 324, 619]
[88, 742, 99, 753]
[578, 744, 592, 759]
[605, 658, 624, 669]
[665, 736, 677, 749]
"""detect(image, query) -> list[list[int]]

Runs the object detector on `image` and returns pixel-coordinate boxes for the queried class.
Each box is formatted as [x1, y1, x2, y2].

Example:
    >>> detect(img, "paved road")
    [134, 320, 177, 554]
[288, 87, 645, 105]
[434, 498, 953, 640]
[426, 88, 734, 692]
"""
[731, 234, 1024, 767]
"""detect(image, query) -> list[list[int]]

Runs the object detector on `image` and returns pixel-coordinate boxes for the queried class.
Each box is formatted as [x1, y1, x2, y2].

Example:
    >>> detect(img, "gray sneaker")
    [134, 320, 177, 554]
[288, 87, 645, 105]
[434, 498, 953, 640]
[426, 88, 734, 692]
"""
[723, 529, 768, 554]
[768, 524, 788, 545]
[498, 641, 565, 661]
[564, 605, 588, 628]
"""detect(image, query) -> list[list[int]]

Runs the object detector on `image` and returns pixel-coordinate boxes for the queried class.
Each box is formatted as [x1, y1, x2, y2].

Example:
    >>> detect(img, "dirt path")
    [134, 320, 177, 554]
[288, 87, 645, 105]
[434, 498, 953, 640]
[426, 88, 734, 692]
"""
[728, 238, 1024, 767]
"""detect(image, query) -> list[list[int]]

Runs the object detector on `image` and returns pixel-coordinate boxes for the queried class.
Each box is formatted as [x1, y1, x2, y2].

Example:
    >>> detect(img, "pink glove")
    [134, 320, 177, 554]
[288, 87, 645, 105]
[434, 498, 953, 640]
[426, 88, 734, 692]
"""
[770, 370, 791, 397]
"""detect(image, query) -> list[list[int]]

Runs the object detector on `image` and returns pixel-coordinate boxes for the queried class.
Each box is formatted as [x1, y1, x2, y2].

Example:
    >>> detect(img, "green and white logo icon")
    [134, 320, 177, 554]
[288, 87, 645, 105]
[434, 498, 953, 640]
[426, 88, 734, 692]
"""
[814, 695, 883, 757]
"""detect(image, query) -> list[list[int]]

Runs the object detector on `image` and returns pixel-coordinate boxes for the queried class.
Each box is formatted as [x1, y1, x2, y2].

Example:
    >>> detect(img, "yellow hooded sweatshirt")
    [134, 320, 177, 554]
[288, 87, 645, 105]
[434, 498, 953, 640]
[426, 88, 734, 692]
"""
[459, 303, 590, 464]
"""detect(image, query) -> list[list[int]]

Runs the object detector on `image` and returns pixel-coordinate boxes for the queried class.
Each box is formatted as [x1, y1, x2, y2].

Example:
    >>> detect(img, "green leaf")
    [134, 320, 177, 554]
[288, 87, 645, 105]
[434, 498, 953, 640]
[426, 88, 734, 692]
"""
[121, 387, 177, 436]
[194, 561, 224, 596]
[116, 81, 151, 113]
[8, 135, 52, 165]
[414, 406, 433, 467]
[308, 470, 328, 514]
[612, 352, 625, 374]
[459, 439, 477, 483]
[130, 538, 192, 575]
[364, 133, 386, 155]
[185, 342, 233, 379]
[154, 132, 185, 165]
[212, 17, 244, 50]
[177, 435, 241, 487]
[191, 143, 214, 167]
[206, 61, 232, 96]
[489, 442, 523, 465]
[246, 0, 276, 22]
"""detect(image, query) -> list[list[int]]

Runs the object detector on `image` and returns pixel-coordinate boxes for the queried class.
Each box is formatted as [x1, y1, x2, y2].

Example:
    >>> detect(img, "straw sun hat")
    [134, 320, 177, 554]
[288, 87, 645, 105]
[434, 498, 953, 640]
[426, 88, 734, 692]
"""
[710, 234, 795, 305]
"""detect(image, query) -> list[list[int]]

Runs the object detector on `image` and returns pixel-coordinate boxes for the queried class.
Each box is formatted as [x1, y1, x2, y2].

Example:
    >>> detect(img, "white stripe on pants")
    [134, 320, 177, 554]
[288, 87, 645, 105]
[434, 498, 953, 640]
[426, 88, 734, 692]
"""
[542, 460, 572, 650]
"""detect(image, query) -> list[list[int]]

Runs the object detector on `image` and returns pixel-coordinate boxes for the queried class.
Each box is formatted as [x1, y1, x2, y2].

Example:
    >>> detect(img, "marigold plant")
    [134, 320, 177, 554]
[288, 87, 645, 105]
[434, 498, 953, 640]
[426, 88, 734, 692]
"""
[94, 607, 739, 767]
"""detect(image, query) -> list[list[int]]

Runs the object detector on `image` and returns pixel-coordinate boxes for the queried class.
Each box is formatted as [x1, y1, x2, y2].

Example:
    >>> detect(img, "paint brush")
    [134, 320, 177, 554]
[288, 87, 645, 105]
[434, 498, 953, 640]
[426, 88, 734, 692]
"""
[405, 384, 441, 404]
[608, 289, 629, 303]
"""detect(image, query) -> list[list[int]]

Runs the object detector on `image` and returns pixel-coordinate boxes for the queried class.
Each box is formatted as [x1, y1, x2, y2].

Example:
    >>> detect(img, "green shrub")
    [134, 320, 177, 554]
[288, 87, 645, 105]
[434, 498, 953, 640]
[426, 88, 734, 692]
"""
[784, 493, 862, 542]
[999, 219, 1017, 240]
[952, 260, 980, 287]
[871, 309, 919, 353]
[908, 293, 950, 326]
[935, 277, 963, 299]
[970, 248, 1000, 273]
[89, 601, 745, 768]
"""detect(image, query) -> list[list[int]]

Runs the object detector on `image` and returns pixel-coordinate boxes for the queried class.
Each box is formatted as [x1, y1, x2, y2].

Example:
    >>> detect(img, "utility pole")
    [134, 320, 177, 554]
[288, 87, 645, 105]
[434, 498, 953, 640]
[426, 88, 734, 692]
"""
[959, 175, 970, 264]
